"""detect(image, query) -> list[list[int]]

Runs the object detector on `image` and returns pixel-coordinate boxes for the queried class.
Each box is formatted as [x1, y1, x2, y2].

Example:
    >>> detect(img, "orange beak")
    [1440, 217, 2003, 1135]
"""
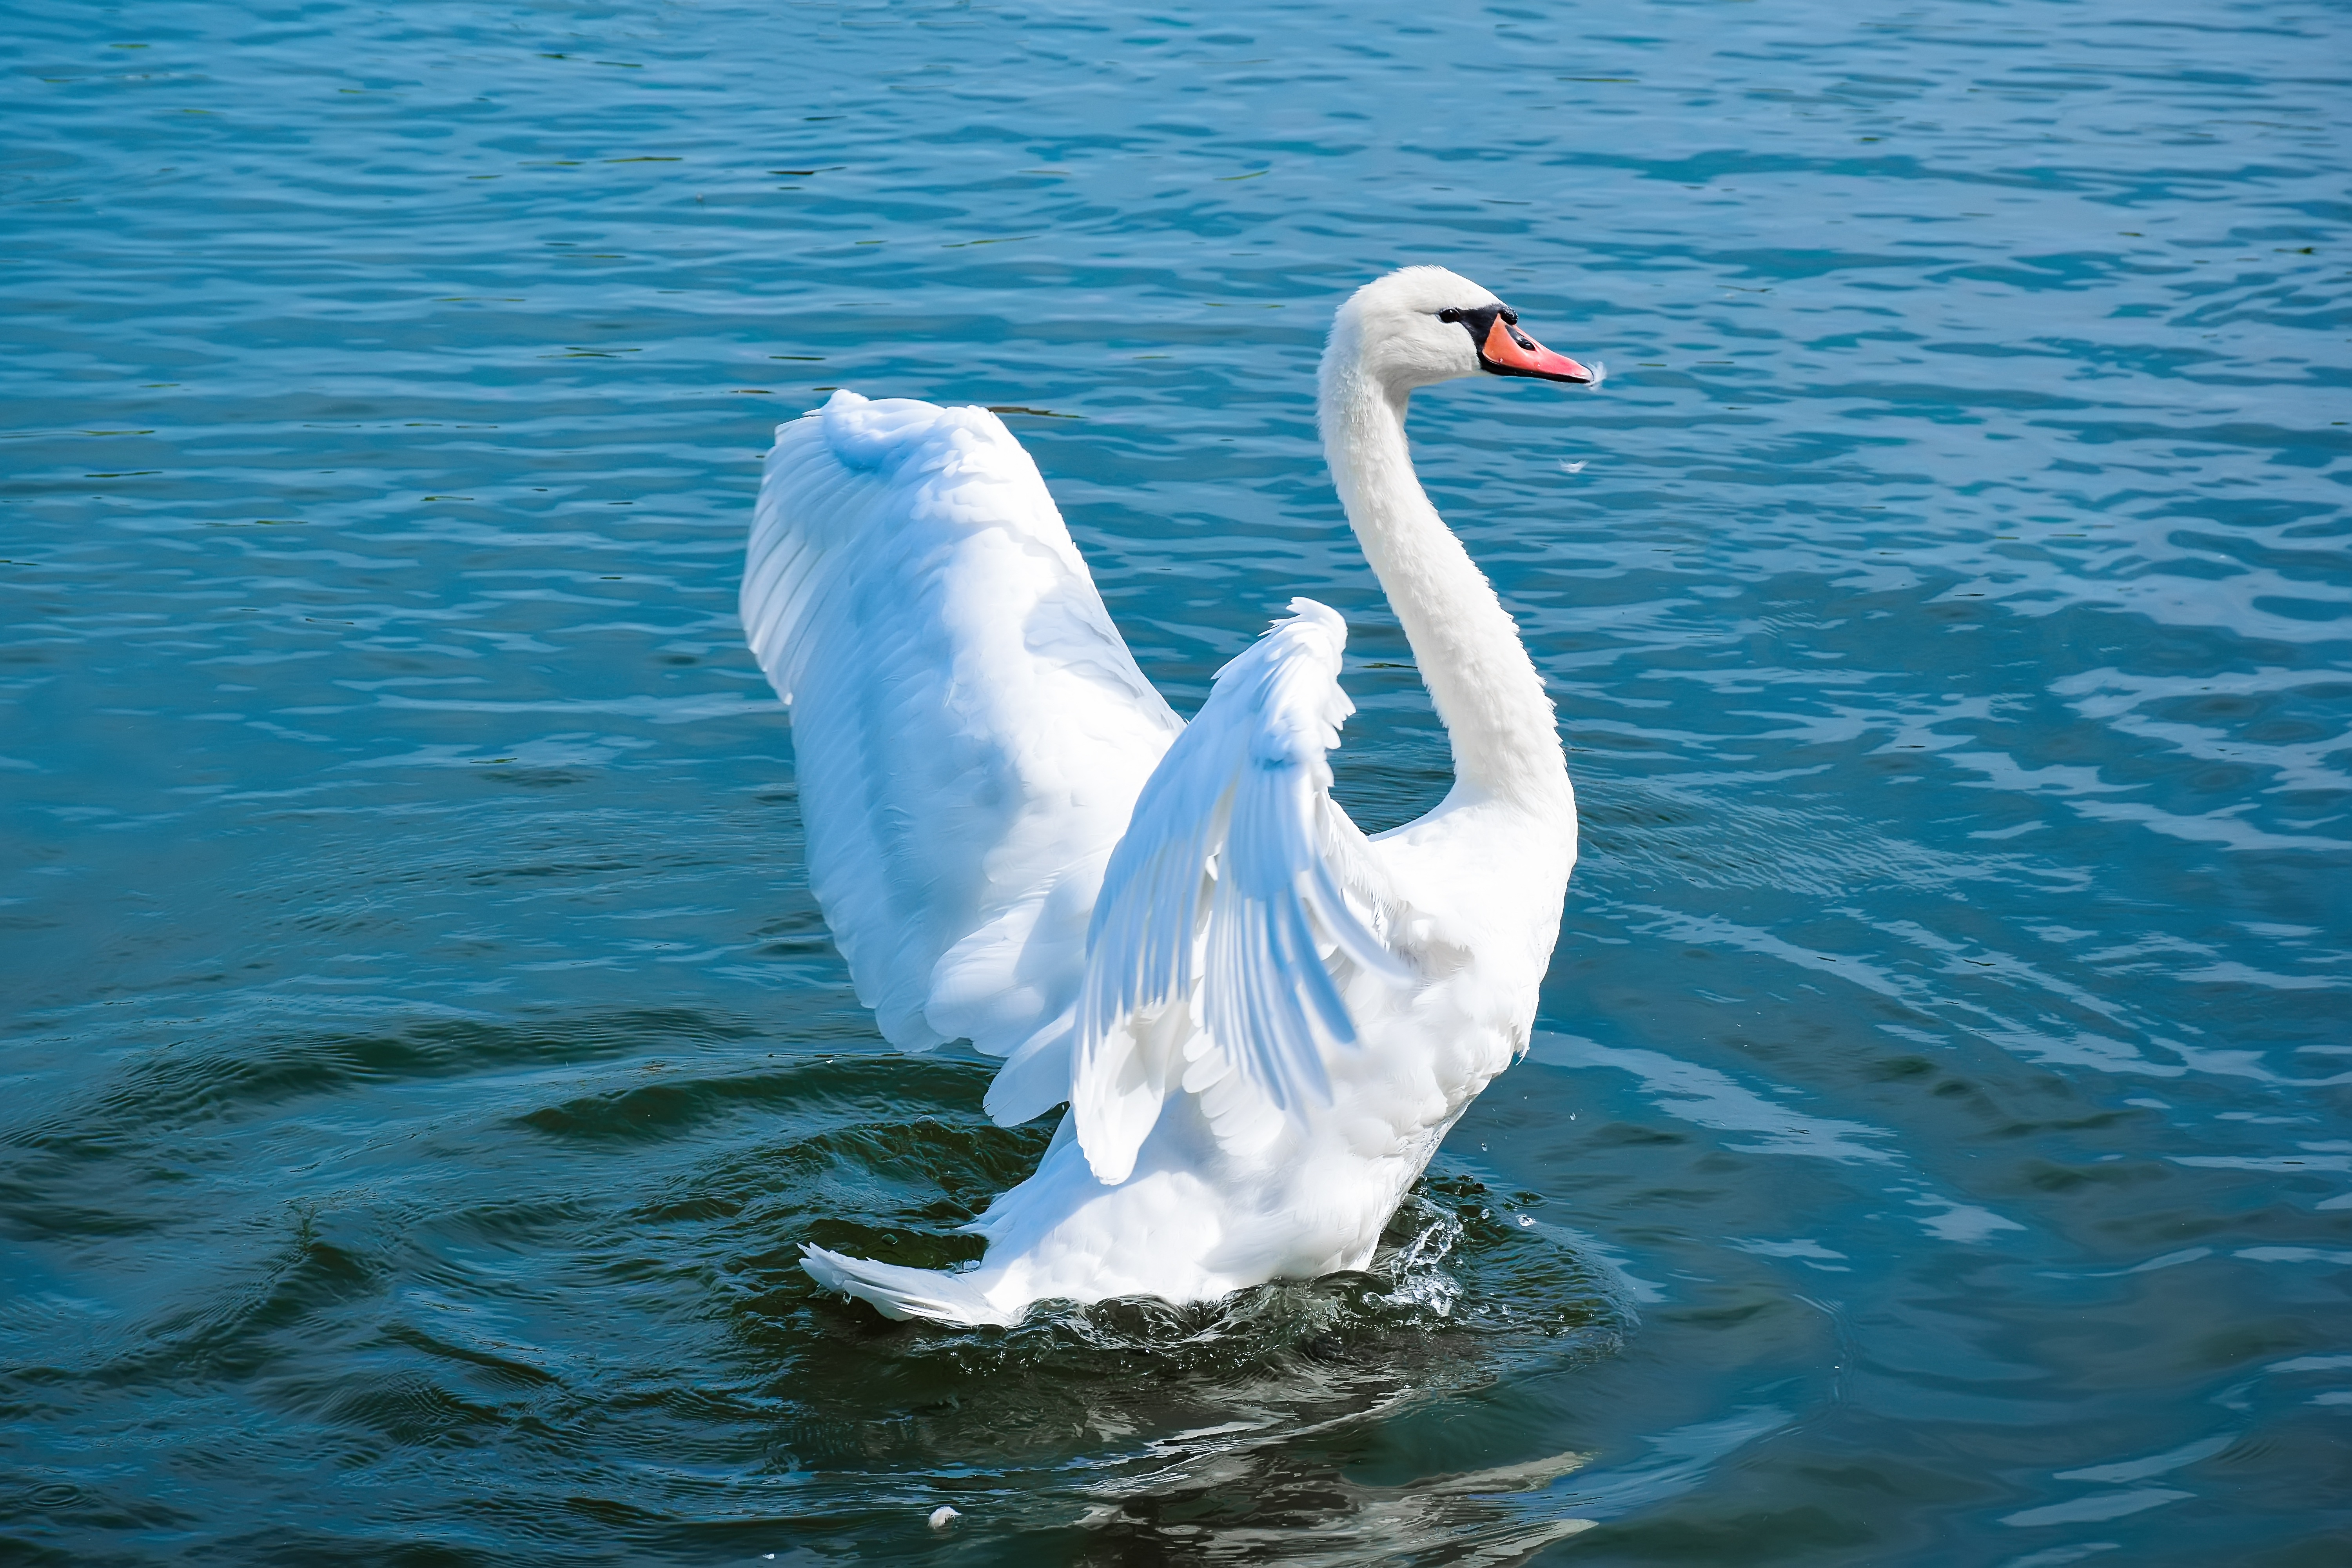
[1481, 315, 1592, 383]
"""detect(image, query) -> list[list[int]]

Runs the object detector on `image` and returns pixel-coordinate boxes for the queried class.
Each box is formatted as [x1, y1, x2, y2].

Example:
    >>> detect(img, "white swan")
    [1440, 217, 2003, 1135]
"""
[741, 266, 1594, 1327]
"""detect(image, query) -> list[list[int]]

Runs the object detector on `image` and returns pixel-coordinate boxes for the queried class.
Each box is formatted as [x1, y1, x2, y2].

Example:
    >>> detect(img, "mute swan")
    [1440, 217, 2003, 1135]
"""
[742, 266, 1594, 1326]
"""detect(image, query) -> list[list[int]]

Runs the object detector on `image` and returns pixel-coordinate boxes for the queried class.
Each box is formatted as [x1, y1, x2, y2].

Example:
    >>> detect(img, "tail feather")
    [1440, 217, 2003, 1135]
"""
[799, 1244, 1017, 1327]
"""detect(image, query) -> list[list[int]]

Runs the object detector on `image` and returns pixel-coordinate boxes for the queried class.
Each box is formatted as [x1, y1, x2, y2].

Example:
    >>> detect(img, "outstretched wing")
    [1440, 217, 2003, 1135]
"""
[1063, 599, 1415, 1184]
[742, 391, 1182, 1063]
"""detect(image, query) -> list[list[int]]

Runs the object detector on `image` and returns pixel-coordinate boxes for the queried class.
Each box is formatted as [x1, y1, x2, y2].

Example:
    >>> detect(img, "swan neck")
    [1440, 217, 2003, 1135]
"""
[1318, 364, 1568, 811]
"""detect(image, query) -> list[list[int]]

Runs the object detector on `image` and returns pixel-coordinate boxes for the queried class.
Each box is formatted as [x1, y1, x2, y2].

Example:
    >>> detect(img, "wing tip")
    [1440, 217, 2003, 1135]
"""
[1074, 1118, 1143, 1186]
[815, 390, 1025, 475]
[1278, 596, 1346, 639]
[1070, 1024, 1154, 1187]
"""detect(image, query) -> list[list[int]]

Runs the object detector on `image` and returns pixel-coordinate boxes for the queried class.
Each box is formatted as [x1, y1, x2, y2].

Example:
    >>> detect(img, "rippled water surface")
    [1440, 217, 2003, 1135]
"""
[5, 0, 2349, 1562]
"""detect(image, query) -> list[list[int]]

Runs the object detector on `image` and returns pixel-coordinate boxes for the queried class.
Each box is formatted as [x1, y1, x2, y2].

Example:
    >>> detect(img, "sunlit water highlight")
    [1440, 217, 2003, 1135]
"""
[3, 0, 2348, 1563]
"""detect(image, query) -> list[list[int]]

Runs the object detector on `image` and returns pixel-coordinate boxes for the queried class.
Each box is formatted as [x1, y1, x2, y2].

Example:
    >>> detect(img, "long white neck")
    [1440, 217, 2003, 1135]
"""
[1319, 356, 1570, 813]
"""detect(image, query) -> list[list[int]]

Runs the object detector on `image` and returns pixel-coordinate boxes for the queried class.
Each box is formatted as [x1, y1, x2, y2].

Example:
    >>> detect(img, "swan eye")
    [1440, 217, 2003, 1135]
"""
[1437, 308, 1465, 323]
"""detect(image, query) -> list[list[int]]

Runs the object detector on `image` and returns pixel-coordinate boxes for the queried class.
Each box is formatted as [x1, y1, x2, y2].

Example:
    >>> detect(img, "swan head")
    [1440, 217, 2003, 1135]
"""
[1323, 265, 1592, 399]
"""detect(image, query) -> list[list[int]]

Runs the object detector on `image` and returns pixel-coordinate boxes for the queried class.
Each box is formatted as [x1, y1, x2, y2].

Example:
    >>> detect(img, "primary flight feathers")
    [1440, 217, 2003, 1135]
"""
[1072, 599, 1415, 1183]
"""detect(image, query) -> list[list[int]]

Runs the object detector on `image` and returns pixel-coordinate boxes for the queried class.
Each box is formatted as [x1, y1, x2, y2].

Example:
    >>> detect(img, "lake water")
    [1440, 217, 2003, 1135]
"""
[4, 0, 2348, 1562]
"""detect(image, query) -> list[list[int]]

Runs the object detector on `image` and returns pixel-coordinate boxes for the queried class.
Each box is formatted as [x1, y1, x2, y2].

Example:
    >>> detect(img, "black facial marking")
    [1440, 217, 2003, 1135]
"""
[1436, 301, 1563, 379]
[1437, 303, 1499, 343]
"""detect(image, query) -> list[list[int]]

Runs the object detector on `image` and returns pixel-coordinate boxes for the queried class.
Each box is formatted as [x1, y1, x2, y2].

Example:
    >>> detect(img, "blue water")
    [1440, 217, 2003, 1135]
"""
[4, 0, 2348, 1561]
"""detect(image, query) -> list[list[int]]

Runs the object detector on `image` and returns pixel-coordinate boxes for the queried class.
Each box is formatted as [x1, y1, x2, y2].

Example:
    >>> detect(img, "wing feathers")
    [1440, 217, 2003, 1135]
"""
[1072, 599, 1412, 1183]
[748, 404, 1411, 1173]
[743, 391, 1180, 1064]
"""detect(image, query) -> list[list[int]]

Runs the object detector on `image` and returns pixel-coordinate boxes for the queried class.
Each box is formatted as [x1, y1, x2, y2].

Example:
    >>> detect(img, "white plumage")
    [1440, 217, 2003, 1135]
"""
[746, 267, 1594, 1326]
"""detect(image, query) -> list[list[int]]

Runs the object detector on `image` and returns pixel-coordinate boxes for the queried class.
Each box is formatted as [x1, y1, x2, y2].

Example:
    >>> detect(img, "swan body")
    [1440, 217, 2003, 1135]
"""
[743, 267, 1593, 1326]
